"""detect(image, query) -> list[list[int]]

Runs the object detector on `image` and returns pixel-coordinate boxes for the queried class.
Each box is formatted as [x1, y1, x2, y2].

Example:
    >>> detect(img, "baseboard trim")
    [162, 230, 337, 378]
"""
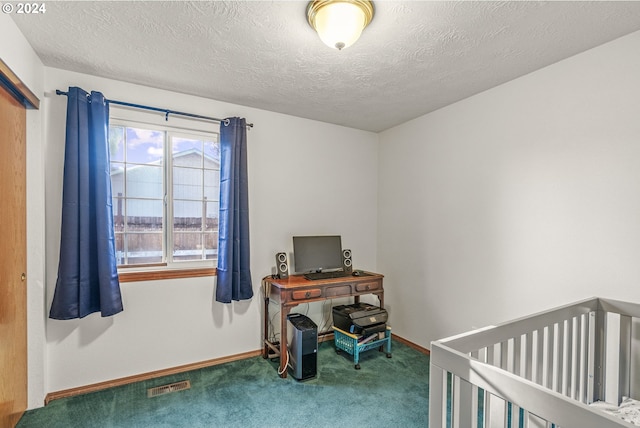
[44, 333, 428, 405]
[391, 333, 431, 355]
[44, 349, 262, 405]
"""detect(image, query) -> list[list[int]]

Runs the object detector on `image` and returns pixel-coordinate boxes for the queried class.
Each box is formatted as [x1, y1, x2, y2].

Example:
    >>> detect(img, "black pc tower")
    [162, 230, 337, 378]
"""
[286, 313, 318, 380]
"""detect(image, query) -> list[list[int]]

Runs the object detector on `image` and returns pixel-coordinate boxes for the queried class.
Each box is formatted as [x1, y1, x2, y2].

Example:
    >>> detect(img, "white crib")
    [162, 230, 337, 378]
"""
[429, 297, 640, 427]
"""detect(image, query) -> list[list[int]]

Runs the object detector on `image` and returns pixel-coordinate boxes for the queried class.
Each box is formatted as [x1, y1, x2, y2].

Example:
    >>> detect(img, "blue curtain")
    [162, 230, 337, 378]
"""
[49, 87, 123, 319]
[216, 117, 253, 303]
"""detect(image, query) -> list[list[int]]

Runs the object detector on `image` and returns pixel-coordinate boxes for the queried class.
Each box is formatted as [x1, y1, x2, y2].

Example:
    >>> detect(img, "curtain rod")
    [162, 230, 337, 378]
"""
[55, 89, 253, 128]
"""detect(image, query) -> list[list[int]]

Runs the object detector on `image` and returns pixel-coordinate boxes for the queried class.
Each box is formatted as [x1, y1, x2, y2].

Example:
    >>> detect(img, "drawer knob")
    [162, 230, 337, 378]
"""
[365, 285, 370, 290]
[305, 291, 311, 298]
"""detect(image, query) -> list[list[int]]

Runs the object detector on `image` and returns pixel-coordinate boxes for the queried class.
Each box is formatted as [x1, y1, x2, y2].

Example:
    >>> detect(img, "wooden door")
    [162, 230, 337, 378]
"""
[0, 83, 27, 427]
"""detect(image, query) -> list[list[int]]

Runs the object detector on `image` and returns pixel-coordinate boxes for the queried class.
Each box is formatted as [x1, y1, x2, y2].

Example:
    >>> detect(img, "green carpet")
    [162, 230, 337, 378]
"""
[17, 339, 429, 427]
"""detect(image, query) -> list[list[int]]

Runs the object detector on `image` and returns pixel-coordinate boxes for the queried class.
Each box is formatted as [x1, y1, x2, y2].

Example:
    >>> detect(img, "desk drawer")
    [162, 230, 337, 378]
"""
[325, 285, 352, 297]
[292, 289, 322, 300]
[355, 281, 380, 292]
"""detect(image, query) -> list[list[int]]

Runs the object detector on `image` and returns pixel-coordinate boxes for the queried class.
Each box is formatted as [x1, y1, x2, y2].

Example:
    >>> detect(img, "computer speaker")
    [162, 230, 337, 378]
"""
[342, 249, 352, 274]
[275, 252, 289, 278]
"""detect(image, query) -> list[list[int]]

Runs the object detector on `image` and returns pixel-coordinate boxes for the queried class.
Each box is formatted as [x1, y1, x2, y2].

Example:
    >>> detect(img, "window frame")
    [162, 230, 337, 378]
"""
[109, 110, 220, 281]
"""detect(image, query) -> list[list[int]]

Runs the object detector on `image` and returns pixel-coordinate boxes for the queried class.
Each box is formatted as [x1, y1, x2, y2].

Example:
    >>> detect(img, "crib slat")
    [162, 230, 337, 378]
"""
[543, 326, 554, 389]
[587, 311, 597, 403]
[472, 385, 480, 428]
[514, 335, 522, 376]
[491, 342, 504, 369]
[555, 322, 564, 394]
[520, 410, 554, 428]
[524, 332, 533, 381]
[511, 403, 521, 428]
[534, 328, 544, 385]
[506, 339, 513, 373]
[589, 309, 606, 403]
[485, 392, 507, 428]
[564, 317, 573, 397]
[487, 343, 495, 367]
[603, 312, 631, 405]
[501, 341, 508, 370]
[578, 313, 588, 403]
[479, 346, 488, 364]
[453, 375, 474, 428]
[604, 313, 619, 404]
[428, 365, 446, 428]
[569, 317, 581, 400]
[617, 314, 631, 404]
[631, 318, 640, 399]
[526, 412, 547, 428]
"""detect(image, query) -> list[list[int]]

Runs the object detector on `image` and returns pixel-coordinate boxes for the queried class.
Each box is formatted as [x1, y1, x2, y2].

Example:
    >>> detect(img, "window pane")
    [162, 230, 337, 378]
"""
[111, 163, 125, 196]
[125, 233, 163, 265]
[114, 232, 124, 263]
[126, 164, 163, 199]
[109, 126, 125, 161]
[173, 200, 202, 231]
[126, 127, 164, 164]
[126, 199, 163, 231]
[205, 201, 219, 231]
[112, 196, 124, 231]
[204, 232, 218, 260]
[172, 137, 202, 168]
[173, 232, 203, 261]
[173, 167, 202, 200]
[203, 139, 220, 164]
[204, 170, 219, 200]
[109, 122, 219, 267]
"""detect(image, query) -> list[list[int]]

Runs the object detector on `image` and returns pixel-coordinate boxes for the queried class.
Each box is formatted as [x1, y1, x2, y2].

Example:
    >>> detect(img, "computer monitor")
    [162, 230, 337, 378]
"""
[293, 235, 343, 274]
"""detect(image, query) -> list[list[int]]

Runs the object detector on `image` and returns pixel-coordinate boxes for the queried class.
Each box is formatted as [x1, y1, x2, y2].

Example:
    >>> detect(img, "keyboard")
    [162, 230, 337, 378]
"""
[304, 271, 349, 281]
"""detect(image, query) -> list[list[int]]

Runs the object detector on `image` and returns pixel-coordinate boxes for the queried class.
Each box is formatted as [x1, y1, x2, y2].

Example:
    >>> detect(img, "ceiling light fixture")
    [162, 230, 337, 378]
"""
[307, 0, 374, 51]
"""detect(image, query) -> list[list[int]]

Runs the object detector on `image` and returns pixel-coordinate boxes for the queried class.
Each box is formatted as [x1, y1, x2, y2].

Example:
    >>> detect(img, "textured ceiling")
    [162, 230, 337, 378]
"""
[11, 1, 640, 132]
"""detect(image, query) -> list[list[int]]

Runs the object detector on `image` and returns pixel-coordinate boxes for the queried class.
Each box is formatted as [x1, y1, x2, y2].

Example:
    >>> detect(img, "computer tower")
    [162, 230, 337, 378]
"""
[286, 313, 318, 380]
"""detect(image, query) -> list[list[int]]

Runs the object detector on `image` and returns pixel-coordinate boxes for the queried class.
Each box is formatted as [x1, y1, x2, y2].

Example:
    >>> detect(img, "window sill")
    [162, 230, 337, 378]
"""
[118, 267, 217, 283]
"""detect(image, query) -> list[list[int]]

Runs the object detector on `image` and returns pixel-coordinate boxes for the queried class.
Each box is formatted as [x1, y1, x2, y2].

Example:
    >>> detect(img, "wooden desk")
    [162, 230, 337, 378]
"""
[262, 272, 384, 378]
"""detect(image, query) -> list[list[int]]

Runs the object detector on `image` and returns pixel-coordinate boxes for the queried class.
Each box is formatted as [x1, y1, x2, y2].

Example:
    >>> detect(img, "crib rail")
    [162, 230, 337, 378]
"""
[429, 297, 640, 428]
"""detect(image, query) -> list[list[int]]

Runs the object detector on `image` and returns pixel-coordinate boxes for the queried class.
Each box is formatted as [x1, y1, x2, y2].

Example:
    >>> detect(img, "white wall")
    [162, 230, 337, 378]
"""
[43, 68, 379, 393]
[0, 14, 47, 410]
[378, 30, 640, 349]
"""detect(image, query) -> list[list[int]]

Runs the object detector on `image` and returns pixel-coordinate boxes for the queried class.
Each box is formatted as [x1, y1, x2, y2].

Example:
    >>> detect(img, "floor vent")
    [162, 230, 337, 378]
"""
[147, 380, 191, 398]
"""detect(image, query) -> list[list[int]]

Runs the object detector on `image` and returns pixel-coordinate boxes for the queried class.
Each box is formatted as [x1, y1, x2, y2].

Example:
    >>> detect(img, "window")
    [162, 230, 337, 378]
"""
[109, 120, 219, 270]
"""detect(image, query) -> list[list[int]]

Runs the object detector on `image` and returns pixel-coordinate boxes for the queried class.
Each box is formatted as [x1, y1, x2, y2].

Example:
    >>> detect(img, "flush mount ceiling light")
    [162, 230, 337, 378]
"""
[307, 0, 374, 50]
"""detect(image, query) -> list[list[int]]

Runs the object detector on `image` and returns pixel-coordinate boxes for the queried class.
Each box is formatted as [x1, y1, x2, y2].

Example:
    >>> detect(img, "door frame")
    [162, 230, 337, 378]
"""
[0, 58, 39, 109]
[0, 57, 39, 427]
